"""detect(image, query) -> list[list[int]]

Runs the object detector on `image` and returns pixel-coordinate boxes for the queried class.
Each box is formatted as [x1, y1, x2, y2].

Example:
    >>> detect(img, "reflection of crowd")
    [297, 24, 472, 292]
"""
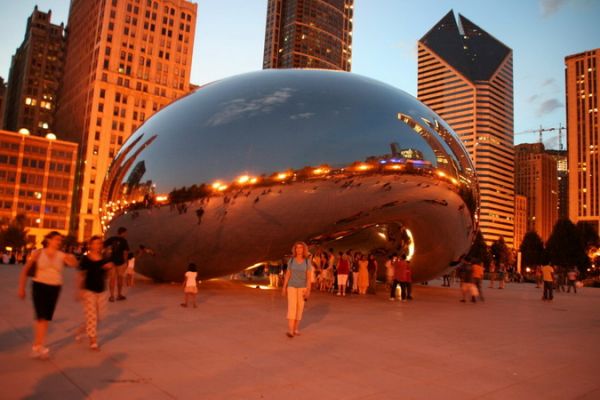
[262, 248, 418, 301]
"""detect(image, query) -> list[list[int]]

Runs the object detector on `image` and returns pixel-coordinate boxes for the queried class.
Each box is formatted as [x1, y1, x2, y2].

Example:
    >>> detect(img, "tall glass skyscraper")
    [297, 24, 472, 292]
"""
[418, 10, 515, 247]
[263, 0, 353, 71]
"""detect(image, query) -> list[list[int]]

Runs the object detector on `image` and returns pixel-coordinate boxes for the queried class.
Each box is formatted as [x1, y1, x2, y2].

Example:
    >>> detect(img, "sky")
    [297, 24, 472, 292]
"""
[0, 0, 598, 148]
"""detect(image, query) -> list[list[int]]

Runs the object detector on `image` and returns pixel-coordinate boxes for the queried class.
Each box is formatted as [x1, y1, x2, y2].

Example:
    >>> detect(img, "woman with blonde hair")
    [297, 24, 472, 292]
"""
[282, 241, 311, 338]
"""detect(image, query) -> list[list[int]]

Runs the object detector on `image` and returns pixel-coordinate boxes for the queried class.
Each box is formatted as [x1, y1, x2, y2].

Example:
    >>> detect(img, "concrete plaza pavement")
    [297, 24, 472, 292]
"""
[0, 265, 599, 400]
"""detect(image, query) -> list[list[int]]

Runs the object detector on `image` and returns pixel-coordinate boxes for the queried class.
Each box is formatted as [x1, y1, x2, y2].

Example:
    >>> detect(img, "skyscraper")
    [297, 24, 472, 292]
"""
[263, 0, 353, 71]
[418, 10, 514, 247]
[546, 149, 568, 220]
[54, 0, 197, 240]
[514, 143, 558, 243]
[566, 49, 599, 234]
[3, 7, 65, 136]
[514, 194, 527, 249]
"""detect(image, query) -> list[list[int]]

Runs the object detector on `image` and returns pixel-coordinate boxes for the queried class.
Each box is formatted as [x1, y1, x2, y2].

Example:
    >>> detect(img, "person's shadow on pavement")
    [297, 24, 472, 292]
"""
[23, 353, 126, 400]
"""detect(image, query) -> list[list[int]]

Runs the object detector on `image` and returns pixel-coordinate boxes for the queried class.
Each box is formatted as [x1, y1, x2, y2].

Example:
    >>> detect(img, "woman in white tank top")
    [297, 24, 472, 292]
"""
[18, 231, 78, 359]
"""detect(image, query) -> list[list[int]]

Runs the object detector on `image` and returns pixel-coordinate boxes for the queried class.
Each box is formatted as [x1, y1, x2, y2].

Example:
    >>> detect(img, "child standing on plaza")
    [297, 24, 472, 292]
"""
[125, 251, 135, 288]
[181, 263, 199, 308]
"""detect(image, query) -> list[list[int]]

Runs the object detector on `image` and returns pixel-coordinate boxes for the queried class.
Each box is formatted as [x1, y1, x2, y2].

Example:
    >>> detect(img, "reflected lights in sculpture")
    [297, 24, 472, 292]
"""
[101, 69, 479, 282]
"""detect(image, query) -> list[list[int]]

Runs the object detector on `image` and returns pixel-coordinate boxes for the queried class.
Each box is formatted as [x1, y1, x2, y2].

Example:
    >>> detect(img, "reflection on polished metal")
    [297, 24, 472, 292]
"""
[101, 69, 479, 282]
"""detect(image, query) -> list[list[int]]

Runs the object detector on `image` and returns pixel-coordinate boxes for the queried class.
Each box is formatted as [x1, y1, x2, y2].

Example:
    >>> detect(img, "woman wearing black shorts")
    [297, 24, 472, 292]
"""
[18, 231, 78, 359]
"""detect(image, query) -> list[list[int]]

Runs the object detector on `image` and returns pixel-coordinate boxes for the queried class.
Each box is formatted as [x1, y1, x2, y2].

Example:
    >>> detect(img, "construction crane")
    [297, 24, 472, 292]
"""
[515, 123, 565, 150]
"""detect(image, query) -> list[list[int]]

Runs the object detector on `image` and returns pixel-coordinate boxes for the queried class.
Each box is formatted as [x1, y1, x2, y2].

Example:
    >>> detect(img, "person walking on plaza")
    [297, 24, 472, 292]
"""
[104, 227, 130, 302]
[497, 263, 507, 289]
[442, 272, 451, 287]
[555, 267, 566, 293]
[471, 259, 485, 302]
[566, 267, 578, 294]
[76, 235, 113, 351]
[458, 257, 478, 303]
[357, 254, 369, 294]
[385, 255, 394, 290]
[488, 261, 497, 288]
[535, 265, 543, 288]
[282, 242, 311, 337]
[181, 263, 199, 308]
[389, 254, 407, 301]
[367, 254, 378, 294]
[336, 252, 350, 296]
[18, 231, 78, 359]
[399, 256, 413, 302]
[268, 262, 281, 288]
[541, 264, 555, 301]
[351, 252, 359, 294]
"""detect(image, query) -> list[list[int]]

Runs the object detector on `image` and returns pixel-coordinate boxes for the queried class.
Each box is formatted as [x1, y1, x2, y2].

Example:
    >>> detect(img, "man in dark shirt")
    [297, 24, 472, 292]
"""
[104, 227, 130, 302]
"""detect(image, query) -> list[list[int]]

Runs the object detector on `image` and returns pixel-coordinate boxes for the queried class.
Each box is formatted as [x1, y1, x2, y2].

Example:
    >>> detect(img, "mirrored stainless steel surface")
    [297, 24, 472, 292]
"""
[101, 69, 479, 282]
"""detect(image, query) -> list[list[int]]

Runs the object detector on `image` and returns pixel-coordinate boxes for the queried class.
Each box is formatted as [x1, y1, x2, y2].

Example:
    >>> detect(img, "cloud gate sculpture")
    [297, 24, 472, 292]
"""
[101, 70, 479, 282]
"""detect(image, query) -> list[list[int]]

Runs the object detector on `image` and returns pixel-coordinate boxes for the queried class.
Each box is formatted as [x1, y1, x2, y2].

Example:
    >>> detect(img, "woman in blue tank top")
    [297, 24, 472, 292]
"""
[282, 241, 311, 338]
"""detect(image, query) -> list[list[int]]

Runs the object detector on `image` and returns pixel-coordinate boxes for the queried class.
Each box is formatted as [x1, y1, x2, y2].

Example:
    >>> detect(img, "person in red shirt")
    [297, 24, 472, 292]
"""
[336, 253, 350, 296]
[389, 254, 410, 301]
[399, 257, 413, 301]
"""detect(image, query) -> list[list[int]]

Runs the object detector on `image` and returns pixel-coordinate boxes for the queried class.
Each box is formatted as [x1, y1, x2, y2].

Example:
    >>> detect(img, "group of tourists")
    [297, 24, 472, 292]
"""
[537, 264, 580, 301]
[269, 249, 414, 300]
[18, 231, 587, 351]
[534, 264, 580, 297]
[17, 228, 131, 358]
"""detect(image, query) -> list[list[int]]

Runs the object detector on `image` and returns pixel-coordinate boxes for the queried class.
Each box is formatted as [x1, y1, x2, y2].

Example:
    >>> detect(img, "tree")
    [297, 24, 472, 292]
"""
[468, 230, 492, 268]
[0, 214, 28, 250]
[519, 231, 546, 268]
[576, 221, 600, 249]
[491, 236, 510, 266]
[546, 219, 588, 273]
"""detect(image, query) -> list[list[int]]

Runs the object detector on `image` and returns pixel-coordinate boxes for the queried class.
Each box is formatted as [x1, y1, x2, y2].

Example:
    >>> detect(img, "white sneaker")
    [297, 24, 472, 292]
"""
[389, 297, 395, 301]
[31, 345, 50, 359]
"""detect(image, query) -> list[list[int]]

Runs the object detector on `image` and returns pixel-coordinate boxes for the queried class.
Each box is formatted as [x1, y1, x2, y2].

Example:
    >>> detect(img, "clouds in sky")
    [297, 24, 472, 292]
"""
[540, 0, 569, 17]
[205, 88, 294, 127]
[536, 98, 564, 116]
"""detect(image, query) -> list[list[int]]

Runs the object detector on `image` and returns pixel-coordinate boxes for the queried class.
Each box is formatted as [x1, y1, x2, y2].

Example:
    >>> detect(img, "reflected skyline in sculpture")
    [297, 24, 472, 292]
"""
[101, 69, 479, 282]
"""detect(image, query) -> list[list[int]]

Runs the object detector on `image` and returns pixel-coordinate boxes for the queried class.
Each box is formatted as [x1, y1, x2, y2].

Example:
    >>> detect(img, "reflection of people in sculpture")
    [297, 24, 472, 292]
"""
[195, 207, 204, 225]
[357, 254, 369, 294]
[282, 242, 311, 338]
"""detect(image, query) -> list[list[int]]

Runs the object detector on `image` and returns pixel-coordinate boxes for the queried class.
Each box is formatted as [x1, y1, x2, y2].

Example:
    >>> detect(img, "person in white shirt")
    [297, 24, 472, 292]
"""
[18, 231, 78, 359]
[181, 263, 199, 308]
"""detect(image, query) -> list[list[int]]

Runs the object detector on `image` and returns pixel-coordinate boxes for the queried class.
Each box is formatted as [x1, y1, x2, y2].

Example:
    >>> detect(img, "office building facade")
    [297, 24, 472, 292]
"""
[546, 149, 568, 220]
[0, 129, 77, 247]
[566, 49, 600, 233]
[54, 0, 197, 240]
[263, 0, 353, 71]
[514, 143, 558, 243]
[418, 11, 515, 247]
[514, 194, 527, 249]
[3, 7, 65, 136]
